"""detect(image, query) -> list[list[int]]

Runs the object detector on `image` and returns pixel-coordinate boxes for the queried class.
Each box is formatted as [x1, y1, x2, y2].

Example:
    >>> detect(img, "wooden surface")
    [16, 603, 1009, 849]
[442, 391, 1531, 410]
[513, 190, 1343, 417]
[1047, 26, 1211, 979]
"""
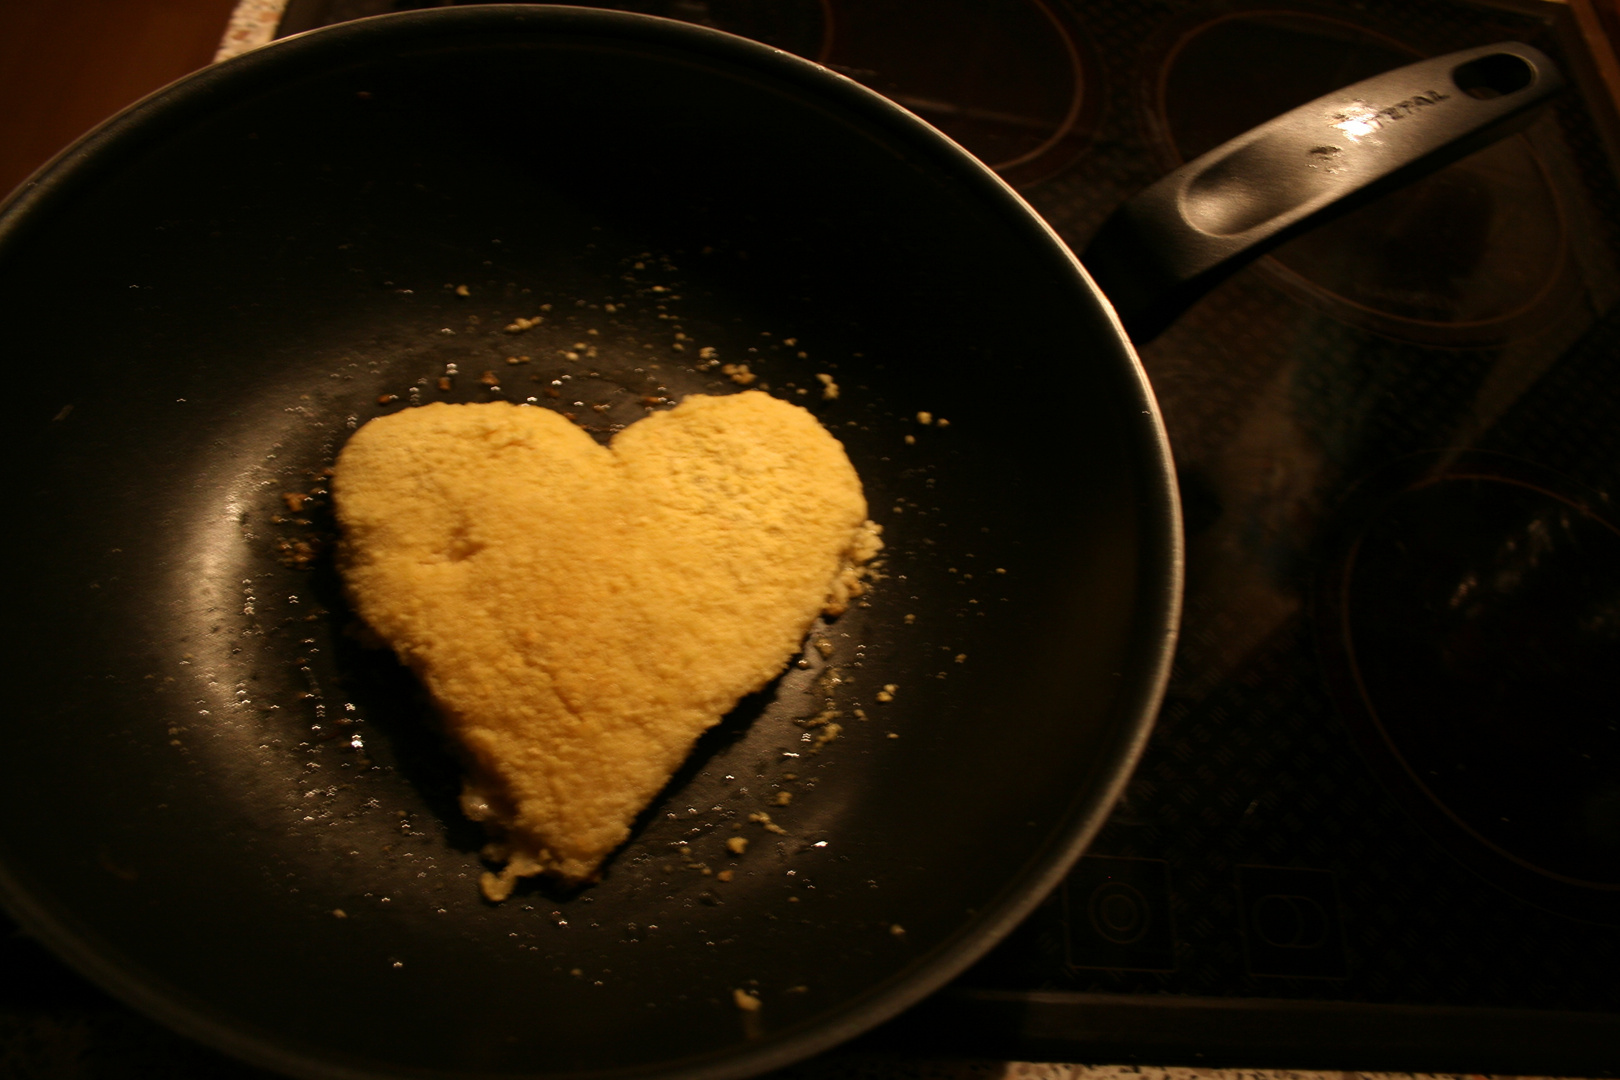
[0, 0, 238, 199]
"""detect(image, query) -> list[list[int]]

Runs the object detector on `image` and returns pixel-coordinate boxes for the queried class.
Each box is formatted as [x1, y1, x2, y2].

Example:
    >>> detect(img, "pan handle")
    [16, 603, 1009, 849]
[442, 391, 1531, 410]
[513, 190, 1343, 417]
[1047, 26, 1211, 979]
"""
[1081, 41, 1566, 343]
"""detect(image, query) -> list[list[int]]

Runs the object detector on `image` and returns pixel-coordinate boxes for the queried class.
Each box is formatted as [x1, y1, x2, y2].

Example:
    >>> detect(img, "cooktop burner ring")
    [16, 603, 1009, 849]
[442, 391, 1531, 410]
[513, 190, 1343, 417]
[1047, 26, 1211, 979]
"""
[1317, 450, 1620, 925]
[816, 0, 1099, 188]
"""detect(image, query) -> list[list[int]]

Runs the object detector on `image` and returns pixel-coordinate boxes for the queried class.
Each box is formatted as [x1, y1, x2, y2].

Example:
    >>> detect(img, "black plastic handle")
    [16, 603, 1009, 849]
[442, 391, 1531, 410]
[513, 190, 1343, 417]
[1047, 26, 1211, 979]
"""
[1081, 42, 1565, 343]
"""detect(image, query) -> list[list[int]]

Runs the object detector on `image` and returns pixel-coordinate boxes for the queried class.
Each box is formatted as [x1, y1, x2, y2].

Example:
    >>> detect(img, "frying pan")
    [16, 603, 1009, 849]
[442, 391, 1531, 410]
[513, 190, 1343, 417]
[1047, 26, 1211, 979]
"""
[0, 8, 1561, 1079]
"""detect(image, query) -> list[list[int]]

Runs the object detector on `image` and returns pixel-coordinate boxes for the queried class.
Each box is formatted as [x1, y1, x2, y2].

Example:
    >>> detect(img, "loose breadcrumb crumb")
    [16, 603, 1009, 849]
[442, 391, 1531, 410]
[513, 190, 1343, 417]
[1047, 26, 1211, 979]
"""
[812, 723, 842, 750]
[747, 812, 788, 835]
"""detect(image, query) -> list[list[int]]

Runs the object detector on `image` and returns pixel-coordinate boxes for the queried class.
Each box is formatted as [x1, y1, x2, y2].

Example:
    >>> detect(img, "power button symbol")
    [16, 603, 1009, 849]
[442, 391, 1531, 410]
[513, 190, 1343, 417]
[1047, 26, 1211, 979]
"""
[1064, 856, 1176, 972]
[1237, 865, 1347, 979]
[1252, 892, 1330, 950]
[1089, 881, 1152, 945]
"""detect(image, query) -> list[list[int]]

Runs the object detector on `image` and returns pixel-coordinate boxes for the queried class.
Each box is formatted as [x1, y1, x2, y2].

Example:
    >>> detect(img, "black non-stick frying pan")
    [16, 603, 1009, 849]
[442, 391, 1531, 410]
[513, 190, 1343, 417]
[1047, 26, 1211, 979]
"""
[0, 8, 1561, 1080]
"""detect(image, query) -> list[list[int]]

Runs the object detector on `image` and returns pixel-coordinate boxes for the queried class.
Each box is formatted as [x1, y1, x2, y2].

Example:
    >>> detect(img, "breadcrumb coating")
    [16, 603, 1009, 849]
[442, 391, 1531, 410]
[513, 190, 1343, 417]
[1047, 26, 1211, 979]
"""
[332, 392, 878, 898]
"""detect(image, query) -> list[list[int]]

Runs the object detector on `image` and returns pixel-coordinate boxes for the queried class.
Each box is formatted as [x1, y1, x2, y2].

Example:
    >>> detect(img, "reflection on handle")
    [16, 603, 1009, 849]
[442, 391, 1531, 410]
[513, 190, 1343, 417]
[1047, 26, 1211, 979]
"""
[1081, 42, 1565, 344]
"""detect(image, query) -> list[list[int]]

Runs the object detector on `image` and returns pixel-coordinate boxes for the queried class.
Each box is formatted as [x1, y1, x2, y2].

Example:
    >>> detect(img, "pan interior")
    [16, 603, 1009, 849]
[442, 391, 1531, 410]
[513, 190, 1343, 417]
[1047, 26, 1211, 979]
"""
[0, 10, 1176, 1079]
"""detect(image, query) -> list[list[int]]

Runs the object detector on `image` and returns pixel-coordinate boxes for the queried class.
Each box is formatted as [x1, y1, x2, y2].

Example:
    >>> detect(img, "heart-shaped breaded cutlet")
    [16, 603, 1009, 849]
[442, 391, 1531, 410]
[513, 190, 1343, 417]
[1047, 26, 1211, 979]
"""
[333, 391, 880, 899]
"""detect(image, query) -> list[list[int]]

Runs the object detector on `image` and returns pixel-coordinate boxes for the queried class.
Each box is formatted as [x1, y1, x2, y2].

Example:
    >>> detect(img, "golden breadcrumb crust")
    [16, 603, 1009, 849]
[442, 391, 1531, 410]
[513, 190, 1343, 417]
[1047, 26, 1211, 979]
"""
[332, 392, 878, 898]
